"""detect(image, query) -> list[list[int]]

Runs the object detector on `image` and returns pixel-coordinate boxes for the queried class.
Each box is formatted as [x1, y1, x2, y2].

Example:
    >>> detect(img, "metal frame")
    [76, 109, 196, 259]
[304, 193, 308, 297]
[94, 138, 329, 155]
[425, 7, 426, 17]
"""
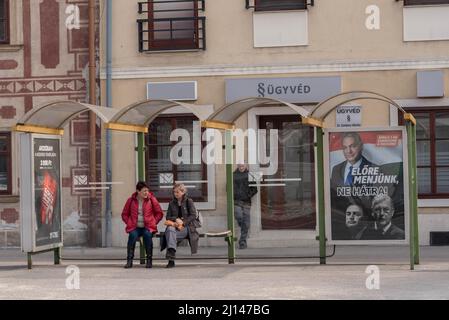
[310, 91, 419, 270]
[20, 133, 63, 269]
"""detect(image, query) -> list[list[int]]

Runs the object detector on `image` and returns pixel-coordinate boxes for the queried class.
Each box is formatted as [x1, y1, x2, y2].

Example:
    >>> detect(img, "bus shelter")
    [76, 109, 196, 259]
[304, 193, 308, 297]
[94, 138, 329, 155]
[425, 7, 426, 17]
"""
[13, 100, 119, 268]
[308, 91, 419, 270]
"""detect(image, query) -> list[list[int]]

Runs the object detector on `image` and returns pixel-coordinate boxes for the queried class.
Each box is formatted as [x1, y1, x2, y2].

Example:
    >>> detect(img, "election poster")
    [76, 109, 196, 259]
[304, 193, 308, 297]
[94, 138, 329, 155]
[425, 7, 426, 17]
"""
[325, 128, 409, 244]
[33, 137, 62, 247]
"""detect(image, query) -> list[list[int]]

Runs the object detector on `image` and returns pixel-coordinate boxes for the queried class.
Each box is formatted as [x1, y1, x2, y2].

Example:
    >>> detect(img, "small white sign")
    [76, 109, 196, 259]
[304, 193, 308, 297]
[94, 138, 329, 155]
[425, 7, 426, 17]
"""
[336, 105, 362, 127]
[159, 173, 173, 184]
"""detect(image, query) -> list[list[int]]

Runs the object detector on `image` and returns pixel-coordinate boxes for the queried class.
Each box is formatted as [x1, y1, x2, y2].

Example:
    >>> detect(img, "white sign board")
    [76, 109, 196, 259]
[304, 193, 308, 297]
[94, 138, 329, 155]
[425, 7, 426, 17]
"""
[336, 105, 362, 127]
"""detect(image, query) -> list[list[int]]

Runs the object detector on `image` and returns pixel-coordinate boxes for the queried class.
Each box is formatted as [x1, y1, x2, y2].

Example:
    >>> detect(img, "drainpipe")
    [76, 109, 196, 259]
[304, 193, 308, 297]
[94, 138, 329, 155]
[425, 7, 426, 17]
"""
[105, 0, 112, 247]
[88, 0, 97, 247]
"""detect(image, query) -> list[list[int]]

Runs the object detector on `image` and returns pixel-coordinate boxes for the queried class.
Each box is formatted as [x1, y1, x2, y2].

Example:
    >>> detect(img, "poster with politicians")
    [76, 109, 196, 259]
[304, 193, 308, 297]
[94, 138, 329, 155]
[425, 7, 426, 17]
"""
[326, 128, 408, 244]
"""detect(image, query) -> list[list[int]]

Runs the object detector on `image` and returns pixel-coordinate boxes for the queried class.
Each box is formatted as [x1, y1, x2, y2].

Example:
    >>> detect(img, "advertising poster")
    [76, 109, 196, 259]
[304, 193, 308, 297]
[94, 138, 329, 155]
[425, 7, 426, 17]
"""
[33, 137, 62, 247]
[326, 128, 408, 243]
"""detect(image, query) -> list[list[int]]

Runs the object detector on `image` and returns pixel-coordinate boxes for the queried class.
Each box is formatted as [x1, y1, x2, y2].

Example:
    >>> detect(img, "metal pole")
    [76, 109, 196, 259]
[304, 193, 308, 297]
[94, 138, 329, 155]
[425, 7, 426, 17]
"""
[137, 132, 146, 264]
[54, 247, 60, 265]
[88, 0, 98, 248]
[105, 0, 113, 247]
[27, 253, 32, 270]
[225, 129, 235, 264]
[316, 127, 326, 264]
[411, 123, 420, 264]
[406, 122, 415, 270]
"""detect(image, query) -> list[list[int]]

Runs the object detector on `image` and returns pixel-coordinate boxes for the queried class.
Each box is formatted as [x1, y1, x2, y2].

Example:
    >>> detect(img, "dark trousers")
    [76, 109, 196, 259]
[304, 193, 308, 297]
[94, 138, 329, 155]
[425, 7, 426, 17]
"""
[127, 228, 153, 254]
[235, 204, 251, 244]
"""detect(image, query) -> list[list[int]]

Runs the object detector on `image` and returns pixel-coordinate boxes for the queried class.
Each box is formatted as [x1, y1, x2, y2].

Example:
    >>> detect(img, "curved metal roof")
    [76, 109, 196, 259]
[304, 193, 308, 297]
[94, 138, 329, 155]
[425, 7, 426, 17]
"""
[310, 91, 406, 121]
[14, 100, 119, 135]
[201, 97, 318, 129]
[107, 99, 210, 133]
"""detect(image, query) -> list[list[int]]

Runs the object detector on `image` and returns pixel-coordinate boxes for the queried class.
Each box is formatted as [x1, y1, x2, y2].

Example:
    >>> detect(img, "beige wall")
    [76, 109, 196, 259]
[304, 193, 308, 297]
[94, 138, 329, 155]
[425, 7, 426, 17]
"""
[101, 0, 449, 69]
[104, 69, 447, 245]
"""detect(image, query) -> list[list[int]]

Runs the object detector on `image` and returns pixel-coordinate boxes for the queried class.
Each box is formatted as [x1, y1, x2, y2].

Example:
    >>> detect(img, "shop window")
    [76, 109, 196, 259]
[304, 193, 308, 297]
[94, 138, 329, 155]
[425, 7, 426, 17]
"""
[137, 0, 205, 52]
[146, 115, 207, 202]
[403, 0, 449, 6]
[401, 109, 449, 198]
[0, 0, 9, 44]
[0, 132, 11, 195]
[246, 0, 312, 11]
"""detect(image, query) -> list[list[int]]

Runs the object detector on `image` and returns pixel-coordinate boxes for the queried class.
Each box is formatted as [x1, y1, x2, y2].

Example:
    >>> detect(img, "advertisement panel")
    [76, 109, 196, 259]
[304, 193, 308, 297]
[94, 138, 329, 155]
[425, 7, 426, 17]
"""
[20, 134, 63, 252]
[325, 127, 409, 244]
[33, 137, 62, 247]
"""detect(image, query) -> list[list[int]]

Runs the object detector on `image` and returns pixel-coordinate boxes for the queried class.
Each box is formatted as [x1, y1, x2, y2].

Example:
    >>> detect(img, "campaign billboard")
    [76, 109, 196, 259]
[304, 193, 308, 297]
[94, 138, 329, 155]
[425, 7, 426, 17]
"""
[324, 127, 409, 244]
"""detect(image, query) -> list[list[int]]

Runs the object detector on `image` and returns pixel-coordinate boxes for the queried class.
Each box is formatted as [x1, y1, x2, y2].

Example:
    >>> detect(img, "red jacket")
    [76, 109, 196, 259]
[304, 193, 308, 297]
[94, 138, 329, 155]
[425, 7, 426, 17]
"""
[121, 192, 163, 233]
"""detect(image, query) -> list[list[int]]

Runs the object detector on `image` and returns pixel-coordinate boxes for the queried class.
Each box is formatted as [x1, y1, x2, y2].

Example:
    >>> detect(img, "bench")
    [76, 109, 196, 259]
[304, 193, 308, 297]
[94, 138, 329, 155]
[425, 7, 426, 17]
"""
[137, 230, 232, 264]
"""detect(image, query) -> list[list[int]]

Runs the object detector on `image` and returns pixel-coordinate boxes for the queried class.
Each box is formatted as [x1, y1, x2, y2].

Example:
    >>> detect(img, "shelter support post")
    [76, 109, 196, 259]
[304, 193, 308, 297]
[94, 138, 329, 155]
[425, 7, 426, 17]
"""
[411, 123, 420, 265]
[406, 122, 415, 270]
[316, 127, 326, 264]
[137, 132, 146, 264]
[225, 129, 235, 264]
[54, 247, 60, 265]
[27, 253, 32, 270]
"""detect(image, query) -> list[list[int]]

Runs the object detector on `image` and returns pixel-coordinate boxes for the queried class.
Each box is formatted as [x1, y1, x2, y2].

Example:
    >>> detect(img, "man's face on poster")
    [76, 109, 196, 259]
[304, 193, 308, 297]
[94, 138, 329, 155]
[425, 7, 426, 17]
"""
[342, 136, 362, 165]
[372, 199, 394, 227]
[345, 204, 363, 228]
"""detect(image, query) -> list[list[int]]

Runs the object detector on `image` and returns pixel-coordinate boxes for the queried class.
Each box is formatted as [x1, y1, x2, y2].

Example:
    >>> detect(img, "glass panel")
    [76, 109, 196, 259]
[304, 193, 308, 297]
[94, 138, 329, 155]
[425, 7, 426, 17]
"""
[405, 0, 449, 6]
[0, 155, 8, 191]
[417, 167, 431, 194]
[416, 140, 431, 166]
[0, 135, 7, 152]
[260, 119, 315, 230]
[415, 113, 430, 139]
[0, 21, 5, 42]
[148, 120, 172, 145]
[435, 113, 449, 139]
[437, 168, 449, 193]
[257, 0, 306, 10]
[436, 140, 449, 166]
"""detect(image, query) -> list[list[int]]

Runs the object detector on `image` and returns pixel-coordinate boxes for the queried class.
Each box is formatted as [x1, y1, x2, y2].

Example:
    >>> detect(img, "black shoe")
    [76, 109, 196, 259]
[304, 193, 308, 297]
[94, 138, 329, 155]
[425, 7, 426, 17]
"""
[166, 260, 175, 268]
[124, 244, 135, 268]
[239, 242, 247, 249]
[145, 244, 153, 269]
[124, 259, 133, 268]
[146, 257, 153, 269]
[166, 248, 176, 260]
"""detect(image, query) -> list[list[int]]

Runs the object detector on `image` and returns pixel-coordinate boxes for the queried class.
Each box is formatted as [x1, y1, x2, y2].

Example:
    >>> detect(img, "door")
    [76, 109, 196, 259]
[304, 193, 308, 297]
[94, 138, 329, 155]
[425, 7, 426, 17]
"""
[259, 115, 316, 229]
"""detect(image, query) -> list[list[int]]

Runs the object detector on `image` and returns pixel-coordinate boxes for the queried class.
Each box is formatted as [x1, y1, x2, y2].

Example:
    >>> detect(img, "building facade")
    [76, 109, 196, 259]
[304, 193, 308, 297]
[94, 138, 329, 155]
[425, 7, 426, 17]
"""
[0, 0, 101, 248]
[100, 0, 449, 248]
[2, 0, 449, 249]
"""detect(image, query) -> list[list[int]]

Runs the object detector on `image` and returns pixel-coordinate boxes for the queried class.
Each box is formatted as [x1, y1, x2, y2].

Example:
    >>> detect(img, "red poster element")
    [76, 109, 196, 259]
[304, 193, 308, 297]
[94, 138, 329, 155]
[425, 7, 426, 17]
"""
[40, 171, 57, 225]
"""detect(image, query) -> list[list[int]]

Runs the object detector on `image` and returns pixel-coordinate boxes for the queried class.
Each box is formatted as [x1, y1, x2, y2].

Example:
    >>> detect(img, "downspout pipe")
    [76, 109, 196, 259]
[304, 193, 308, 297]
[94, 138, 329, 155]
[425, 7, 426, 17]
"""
[88, 0, 97, 247]
[105, 0, 112, 247]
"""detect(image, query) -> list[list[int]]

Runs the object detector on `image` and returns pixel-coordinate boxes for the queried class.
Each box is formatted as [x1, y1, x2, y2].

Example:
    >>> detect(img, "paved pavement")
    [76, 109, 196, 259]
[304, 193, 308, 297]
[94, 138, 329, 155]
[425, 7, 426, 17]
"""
[1, 245, 449, 300]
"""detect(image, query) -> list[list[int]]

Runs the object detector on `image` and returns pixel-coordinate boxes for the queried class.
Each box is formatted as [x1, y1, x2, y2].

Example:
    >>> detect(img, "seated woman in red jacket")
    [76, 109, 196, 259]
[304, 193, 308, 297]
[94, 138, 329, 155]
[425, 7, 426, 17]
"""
[121, 181, 163, 269]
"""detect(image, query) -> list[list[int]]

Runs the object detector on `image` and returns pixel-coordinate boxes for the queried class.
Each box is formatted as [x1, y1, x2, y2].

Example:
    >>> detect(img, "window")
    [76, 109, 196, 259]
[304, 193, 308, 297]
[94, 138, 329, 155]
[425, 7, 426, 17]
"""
[137, 0, 206, 52]
[146, 115, 207, 202]
[246, 0, 309, 11]
[401, 109, 449, 198]
[0, 133, 11, 194]
[403, 0, 449, 6]
[0, 0, 9, 44]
